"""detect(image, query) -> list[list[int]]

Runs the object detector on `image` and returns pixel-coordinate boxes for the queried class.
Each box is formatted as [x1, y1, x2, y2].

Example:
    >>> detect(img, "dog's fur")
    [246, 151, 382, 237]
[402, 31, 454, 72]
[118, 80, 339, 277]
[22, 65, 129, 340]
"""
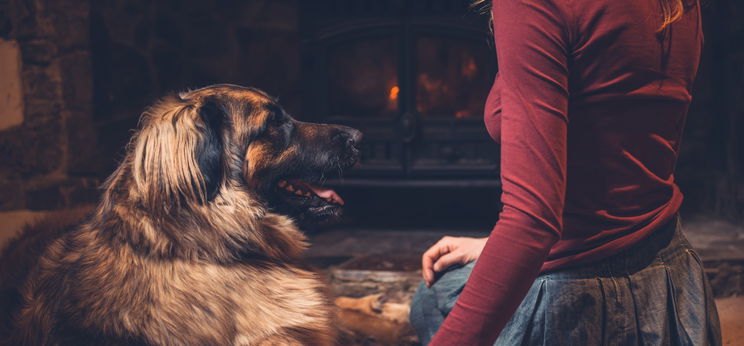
[0, 85, 361, 345]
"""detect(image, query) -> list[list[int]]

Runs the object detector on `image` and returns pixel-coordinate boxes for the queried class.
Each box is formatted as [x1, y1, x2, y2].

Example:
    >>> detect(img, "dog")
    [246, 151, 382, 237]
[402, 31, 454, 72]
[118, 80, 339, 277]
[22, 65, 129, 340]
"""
[0, 84, 362, 345]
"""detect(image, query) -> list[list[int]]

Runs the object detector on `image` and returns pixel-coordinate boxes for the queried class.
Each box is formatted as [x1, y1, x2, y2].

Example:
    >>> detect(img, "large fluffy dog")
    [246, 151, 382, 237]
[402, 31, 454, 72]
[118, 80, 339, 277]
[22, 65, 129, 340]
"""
[0, 85, 361, 345]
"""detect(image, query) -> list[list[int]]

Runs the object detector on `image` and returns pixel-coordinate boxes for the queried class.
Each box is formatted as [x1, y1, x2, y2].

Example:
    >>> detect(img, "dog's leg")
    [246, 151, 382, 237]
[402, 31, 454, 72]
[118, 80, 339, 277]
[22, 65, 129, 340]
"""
[237, 326, 334, 346]
[251, 335, 303, 346]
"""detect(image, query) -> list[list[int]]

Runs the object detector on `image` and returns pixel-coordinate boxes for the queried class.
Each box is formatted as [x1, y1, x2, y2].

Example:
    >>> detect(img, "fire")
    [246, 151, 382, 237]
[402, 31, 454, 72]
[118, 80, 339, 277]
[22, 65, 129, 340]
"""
[389, 85, 400, 100]
[462, 55, 477, 79]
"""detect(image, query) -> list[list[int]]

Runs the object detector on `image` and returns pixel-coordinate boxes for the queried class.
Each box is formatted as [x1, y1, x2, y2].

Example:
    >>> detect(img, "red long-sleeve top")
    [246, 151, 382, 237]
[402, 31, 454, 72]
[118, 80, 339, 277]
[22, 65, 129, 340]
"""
[431, 0, 703, 344]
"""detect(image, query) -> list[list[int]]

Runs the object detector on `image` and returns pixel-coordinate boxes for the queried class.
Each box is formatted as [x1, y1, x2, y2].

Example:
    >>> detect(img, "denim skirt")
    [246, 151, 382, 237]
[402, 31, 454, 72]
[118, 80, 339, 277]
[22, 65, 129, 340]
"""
[409, 216, 722, 345]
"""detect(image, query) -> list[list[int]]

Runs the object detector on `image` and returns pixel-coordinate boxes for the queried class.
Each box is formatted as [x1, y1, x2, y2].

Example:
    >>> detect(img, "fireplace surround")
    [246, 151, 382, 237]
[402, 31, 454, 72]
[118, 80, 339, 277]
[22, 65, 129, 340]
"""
[300, 0, 499, 185]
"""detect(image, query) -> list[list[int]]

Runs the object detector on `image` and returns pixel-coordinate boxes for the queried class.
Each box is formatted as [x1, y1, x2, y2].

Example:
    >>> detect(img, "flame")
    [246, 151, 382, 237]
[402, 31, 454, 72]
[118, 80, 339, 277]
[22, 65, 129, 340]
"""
[462, 55, 477, 79]
[389, 85, 400, 100]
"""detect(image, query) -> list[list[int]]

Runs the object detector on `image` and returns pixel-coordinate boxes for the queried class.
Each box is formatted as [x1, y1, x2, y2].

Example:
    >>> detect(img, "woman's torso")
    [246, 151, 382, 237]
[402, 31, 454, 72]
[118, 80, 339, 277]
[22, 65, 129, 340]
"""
[484, 0, 704, 270]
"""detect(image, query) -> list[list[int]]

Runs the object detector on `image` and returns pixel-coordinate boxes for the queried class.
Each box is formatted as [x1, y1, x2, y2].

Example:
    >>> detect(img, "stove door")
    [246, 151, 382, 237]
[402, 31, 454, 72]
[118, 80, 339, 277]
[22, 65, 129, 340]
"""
[409, 33, 498, 178]
[302, 11, 499, 180]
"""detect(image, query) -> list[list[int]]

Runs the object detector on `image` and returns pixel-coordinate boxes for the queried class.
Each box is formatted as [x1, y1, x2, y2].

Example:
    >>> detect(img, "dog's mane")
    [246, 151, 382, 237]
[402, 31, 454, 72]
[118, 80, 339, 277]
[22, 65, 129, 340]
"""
[84, 91, 307, 264]
[1, 86, 336, 346]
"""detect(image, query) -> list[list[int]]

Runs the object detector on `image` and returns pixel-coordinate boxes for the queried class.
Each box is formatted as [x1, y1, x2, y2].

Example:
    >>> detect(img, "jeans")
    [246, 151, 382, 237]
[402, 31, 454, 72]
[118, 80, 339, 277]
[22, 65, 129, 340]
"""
[410, 216, 722, 345]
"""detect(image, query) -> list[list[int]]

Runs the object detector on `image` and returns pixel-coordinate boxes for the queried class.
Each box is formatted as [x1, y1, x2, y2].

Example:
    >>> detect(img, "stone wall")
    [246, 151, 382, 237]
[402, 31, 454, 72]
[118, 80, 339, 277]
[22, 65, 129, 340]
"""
[0, 0, 99, 213]
[89, 0, 302, 174]
[0, 38, 24, 131]
[0, 0, 302, 217]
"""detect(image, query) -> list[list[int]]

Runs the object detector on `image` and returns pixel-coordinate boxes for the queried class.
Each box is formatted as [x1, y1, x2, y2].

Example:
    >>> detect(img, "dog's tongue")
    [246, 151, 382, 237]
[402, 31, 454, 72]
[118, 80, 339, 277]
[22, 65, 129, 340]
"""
[288, 179, 344, 205]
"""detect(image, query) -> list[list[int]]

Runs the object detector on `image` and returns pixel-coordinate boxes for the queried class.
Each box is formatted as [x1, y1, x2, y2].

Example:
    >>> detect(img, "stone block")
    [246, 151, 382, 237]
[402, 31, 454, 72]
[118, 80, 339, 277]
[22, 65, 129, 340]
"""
[0, 38, 24, 130]
[21, 64, 61, 102]
[95, 115, 139, 174]
[43, 0, 90, 17]
[58, 51, 93, 111]
[51, 12, 89, 49]
[0, 182, 25, 210]
[23, 98, 61, 127]
[14, 14, 54, 39]
[233, 27, 301, 99]
[0, 0, 12, 38]
[19, 38, 56, 65]
[0, 209, 51, 248]
[65, 111, 103, 175]
[25, 180, 67, 210]
[151, 42, 184, 90]
[218, 0, 298, 31]
[153, 10, 182, 46]
[25, 178, 99, 210]
[183, 18, 230, 58]
[98, 4, 142, 47]
[0, 121, 63, 178]
[106, 44, 152, 111]
[133, 18, 150, 49]
[65, 178, 100, 206]
[255, 0, 299, 31]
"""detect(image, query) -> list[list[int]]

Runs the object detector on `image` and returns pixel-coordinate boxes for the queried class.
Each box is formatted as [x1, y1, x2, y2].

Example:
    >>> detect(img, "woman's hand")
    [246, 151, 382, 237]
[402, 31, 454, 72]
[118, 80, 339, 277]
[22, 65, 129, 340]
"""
[421, 236, 488, 287]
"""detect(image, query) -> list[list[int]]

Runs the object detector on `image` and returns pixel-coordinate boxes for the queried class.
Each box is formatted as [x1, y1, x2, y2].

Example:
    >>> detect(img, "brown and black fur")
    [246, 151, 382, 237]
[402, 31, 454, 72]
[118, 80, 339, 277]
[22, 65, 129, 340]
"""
[0, 84, 362, 345]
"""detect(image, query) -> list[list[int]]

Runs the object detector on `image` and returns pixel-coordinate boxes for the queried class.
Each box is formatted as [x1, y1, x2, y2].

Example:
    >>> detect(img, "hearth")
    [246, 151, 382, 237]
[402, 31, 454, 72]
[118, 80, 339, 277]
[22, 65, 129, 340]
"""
[300, 0, 499, 185]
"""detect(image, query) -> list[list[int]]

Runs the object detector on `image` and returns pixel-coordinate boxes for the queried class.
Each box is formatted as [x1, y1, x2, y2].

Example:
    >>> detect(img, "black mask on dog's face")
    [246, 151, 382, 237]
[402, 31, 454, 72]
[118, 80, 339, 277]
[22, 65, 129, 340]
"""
[243, 103, 362, 226]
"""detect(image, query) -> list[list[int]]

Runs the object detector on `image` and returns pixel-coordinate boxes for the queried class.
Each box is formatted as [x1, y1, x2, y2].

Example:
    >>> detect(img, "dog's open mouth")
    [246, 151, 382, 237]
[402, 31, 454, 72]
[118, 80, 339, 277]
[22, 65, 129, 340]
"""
[264, 130, 361, 226]
[277, 179, 344, 206]
[270, 176, 346, 221]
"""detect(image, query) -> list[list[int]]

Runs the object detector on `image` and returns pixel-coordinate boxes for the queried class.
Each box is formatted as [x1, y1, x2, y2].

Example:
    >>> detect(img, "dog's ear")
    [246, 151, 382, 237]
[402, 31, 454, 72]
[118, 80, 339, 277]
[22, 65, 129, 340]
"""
[131, 95, 226, 209]
[195, 97, 225, 201]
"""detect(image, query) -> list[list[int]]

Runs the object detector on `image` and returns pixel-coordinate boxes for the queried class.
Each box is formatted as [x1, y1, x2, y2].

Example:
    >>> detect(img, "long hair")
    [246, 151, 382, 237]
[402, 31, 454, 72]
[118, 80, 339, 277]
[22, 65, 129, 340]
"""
[658, 0, 685, 31]
[471, 0, 685, 32]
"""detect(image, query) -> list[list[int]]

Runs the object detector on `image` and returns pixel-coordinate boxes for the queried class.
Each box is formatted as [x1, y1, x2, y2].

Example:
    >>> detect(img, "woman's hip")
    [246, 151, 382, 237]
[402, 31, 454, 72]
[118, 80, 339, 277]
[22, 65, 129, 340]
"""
[410, 216, 722, 345]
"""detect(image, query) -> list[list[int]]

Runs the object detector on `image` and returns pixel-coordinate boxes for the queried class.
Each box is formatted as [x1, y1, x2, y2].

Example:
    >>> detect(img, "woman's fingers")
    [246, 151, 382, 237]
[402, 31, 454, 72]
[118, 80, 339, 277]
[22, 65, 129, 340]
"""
[422, 252, 435, 286]
[422, 238, 453, 286]
[420, 236, 488, 287]
[432, 251, 463, 272]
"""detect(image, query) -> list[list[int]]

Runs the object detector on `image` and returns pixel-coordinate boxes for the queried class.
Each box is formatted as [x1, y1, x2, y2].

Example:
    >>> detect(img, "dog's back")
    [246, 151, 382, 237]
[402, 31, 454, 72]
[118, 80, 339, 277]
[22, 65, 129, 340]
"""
[1, 209, 336, 345]
[0, 207, 93, 341]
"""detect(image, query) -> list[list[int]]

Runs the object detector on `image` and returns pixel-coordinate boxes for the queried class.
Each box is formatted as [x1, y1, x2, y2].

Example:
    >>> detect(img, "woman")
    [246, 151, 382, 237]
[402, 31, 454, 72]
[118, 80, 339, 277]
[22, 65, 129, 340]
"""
[409, 0, 721, 345]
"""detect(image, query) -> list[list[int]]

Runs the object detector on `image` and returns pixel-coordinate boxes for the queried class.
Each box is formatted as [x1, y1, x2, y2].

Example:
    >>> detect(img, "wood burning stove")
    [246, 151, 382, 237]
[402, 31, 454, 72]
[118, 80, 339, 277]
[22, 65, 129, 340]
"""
[300, 0, 499, 185]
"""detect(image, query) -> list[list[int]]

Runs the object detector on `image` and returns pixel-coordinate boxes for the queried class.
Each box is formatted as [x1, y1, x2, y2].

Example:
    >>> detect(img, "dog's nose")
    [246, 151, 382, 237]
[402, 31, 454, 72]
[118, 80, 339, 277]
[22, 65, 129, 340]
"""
[334, 126, 363, 148]
[347, 128, 362, 147]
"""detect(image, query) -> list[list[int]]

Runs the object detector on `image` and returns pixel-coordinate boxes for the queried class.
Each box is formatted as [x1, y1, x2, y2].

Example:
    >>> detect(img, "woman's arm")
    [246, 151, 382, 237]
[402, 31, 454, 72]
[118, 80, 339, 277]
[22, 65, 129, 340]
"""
[429, 0, 572, 344]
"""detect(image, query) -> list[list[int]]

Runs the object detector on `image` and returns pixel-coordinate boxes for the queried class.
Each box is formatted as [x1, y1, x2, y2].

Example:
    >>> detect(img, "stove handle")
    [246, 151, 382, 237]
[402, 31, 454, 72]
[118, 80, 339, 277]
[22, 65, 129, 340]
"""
[400, 112, 418, 143]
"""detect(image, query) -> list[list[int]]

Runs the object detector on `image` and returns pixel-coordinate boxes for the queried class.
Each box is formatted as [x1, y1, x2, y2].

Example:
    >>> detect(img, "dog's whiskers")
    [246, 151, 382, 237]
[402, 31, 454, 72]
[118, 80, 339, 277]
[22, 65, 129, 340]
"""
[336, 162, 344, 181]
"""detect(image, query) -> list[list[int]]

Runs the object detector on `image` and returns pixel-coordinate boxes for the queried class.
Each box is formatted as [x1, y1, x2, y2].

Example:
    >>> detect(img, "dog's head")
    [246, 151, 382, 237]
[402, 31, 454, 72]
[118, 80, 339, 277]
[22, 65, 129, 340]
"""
[127, 84, 361, 225]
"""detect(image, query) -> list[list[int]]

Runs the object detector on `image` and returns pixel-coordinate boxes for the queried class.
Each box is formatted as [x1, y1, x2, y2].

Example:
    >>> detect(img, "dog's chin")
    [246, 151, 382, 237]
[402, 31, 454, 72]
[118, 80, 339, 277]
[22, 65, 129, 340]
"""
[264, 176, 346, 227]
[261, 152, 359, 229]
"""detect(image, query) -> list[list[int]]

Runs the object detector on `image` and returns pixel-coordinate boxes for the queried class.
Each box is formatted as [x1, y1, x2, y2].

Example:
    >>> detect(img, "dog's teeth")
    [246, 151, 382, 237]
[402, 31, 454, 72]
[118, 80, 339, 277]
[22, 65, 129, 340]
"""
[278, 181, 287, 187]
[286, 185, 295, 192]
[294, 189, 303, 196]
[304, 191, 312, 197]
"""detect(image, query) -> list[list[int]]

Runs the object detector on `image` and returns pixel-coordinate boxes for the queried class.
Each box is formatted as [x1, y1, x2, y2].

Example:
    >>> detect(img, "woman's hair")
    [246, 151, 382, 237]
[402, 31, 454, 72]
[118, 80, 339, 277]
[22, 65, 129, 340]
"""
[471, 0, 685, 32]
[658, 0, 685, 31]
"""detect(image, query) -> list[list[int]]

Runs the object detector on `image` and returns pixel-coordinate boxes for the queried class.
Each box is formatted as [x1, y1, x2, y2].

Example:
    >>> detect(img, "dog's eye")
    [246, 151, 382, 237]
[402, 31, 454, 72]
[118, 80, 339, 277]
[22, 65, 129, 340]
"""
[270, 113, 288, 126]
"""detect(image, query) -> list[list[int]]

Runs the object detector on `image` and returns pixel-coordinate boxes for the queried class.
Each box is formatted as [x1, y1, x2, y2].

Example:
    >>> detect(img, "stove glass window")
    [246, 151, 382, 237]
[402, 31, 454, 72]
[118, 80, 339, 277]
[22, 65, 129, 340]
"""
[415, 36, 493, 119]
[328, 37, 399, 118]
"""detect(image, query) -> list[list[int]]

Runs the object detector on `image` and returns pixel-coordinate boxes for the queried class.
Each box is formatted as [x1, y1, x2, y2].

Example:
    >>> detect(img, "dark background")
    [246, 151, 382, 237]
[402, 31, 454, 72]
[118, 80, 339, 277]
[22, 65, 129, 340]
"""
[0, 0, 741, 231]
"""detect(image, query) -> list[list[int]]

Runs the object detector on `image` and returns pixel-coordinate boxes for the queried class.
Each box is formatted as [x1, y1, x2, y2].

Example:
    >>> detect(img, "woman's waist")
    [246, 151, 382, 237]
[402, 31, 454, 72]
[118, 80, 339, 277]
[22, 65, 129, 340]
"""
[541, 214, 687, 280]
[540, 194, 684, 275]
